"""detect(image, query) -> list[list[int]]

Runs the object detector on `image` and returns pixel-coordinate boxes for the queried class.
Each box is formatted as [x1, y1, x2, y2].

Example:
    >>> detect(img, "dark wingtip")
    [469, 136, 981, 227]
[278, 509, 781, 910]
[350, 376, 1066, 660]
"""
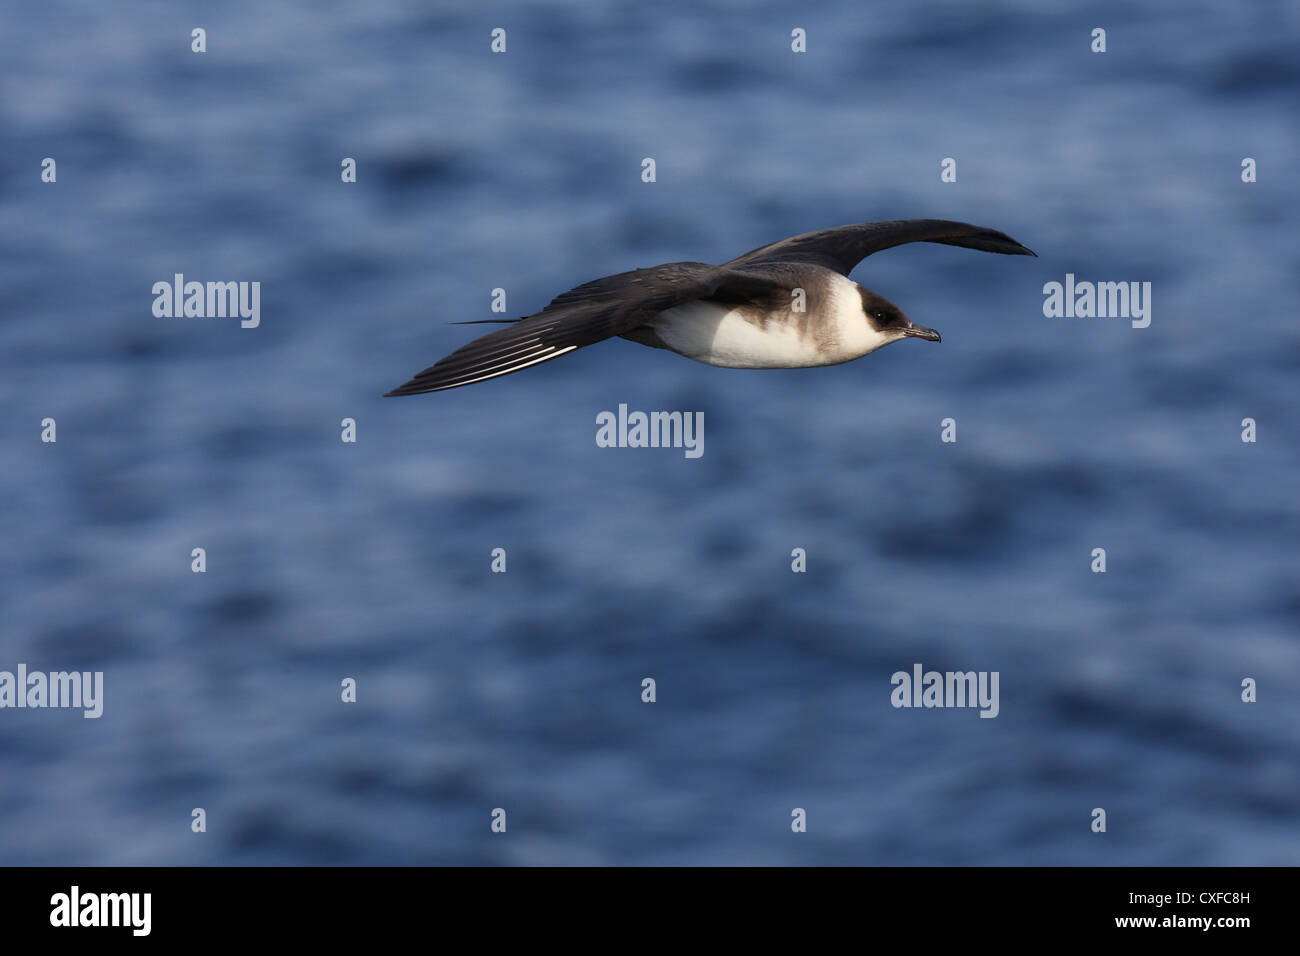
[937, 227, 1037, 259]
[988, 230, 1037, 257]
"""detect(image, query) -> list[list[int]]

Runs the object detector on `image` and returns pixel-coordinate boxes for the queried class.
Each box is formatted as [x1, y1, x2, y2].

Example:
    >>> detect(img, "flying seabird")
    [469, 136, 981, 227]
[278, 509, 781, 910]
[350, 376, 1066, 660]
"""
[384, 218, 1035, 395]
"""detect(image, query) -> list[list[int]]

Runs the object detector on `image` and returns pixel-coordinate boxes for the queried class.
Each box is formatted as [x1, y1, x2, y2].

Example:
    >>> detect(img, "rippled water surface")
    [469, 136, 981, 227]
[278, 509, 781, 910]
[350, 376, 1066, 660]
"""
[1, 1, 1297, 864]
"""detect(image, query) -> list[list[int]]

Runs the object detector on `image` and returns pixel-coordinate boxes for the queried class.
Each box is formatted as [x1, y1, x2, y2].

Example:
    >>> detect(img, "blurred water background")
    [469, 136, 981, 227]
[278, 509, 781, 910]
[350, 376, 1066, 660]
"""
[1, 0, 1297, 864]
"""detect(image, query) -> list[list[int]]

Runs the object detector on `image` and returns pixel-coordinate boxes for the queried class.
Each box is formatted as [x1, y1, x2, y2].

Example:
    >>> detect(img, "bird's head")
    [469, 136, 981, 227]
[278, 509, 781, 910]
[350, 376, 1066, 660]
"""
[858, 287, 941, 345]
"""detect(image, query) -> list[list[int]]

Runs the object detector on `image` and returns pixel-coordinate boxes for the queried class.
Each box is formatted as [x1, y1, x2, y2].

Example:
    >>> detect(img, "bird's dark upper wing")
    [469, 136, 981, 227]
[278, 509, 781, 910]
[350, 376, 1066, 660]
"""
[384, 262, 783, 395]
[724, 219, 1036, 275]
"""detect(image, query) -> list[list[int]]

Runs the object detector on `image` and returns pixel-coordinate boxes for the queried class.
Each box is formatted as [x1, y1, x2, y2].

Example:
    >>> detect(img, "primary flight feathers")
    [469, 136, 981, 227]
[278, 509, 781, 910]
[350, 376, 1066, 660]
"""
[385, 219, 1035, 396]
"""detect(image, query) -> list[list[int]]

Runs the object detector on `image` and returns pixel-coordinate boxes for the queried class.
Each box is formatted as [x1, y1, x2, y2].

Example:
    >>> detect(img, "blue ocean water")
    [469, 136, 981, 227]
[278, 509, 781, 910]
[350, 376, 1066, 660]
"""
[1, 0, 1297, 865]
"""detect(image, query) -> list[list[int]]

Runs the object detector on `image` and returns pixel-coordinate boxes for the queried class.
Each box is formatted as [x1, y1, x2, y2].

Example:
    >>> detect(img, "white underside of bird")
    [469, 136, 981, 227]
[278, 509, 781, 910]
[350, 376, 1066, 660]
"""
[651, 272, 891, 368]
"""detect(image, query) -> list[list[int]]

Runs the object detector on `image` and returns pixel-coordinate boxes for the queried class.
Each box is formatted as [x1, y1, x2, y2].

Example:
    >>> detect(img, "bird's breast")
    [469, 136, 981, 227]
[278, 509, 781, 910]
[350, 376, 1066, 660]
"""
[651, 302, 835, 368]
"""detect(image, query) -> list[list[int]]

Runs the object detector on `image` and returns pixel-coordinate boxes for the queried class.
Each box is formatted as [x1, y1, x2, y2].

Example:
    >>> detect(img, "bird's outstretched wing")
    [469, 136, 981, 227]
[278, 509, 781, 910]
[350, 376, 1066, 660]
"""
[724, 219, 1036, 275]
[384, 263, 784, 395]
